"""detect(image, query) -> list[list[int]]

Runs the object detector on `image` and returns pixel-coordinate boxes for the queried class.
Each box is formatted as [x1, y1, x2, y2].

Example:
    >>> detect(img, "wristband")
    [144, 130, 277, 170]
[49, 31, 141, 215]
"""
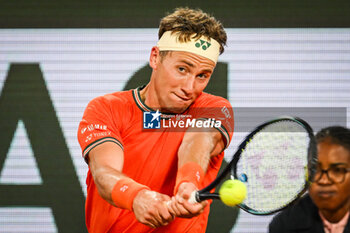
[174, 162, 205, 195]
[111, 179, 150, 211]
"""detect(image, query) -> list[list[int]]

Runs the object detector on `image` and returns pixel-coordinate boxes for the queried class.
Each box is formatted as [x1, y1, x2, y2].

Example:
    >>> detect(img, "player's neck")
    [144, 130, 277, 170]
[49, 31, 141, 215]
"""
[139, 84, 161, 111]
[139, 85, 148, 102]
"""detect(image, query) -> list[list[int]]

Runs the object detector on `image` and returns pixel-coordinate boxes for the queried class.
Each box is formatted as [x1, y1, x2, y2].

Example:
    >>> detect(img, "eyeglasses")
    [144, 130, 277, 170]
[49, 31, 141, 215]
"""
[313, 166, 350, 184]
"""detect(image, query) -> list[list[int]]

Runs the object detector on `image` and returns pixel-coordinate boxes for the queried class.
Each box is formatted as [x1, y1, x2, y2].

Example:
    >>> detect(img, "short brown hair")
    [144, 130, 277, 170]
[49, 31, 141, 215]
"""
[158, 7, 227, 54]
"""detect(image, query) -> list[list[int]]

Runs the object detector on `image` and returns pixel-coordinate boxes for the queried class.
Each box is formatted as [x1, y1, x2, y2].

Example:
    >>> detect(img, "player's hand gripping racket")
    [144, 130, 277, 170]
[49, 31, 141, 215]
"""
[189, 116, 317, 215]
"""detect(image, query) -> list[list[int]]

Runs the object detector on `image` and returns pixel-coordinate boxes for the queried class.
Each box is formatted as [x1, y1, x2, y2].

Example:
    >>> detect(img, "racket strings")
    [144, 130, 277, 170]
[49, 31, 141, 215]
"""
[236, 120, 310, 213]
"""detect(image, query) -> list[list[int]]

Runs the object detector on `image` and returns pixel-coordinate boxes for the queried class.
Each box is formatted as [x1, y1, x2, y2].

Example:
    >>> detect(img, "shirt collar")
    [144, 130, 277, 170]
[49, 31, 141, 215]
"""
[319, 210, 350, 233]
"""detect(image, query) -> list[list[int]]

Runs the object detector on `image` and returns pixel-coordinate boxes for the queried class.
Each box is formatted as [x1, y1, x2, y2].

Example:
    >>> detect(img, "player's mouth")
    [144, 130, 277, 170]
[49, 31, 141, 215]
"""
[173, 93, 191, 102]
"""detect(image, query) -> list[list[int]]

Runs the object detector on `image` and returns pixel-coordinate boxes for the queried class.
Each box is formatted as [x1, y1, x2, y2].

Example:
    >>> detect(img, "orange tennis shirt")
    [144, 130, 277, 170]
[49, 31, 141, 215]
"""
[78, 87, 234, 233]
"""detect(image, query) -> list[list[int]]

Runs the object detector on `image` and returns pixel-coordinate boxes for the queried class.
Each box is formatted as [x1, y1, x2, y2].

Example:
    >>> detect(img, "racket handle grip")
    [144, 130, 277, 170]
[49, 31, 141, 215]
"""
[188, 191, 199, 204]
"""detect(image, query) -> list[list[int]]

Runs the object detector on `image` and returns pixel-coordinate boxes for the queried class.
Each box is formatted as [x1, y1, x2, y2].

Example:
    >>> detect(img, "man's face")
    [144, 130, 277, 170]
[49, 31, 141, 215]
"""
[309, 139, 350, 212]
[149, 48, 215, 113]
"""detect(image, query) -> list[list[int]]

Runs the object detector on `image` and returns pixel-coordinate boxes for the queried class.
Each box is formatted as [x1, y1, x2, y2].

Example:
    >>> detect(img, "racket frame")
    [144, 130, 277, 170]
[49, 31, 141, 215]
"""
[196, 116, 317, 215]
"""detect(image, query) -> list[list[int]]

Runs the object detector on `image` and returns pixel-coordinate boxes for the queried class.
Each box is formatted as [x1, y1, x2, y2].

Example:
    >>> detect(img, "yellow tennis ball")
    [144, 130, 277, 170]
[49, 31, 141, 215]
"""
[219, 179, 247, 206]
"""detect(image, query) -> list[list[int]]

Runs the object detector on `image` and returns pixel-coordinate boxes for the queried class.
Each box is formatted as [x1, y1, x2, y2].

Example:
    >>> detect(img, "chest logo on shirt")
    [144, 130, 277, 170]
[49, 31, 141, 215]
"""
[143, 110, 161, 129]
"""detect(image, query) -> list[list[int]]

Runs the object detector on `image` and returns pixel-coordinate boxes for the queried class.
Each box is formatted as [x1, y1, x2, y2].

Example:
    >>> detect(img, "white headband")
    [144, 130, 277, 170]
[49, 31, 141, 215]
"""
[157, 31, 221, 63]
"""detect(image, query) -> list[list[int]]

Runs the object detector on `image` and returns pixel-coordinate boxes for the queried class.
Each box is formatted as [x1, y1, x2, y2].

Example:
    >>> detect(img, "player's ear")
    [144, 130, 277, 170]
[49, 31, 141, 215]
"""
[149, 46, 160, 69]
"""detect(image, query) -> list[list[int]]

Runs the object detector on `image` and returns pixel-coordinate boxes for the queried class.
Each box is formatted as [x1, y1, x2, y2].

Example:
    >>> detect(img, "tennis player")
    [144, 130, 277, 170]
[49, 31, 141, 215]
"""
[269, 126, 350, 233]
[78, 7, 234, 233]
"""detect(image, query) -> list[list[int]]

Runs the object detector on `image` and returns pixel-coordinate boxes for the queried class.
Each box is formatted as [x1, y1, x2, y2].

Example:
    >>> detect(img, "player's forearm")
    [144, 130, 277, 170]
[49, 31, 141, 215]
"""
[178, 133, 212, 171]
[178, 128, 223, 171]
[91, 165, 127, 205]
[88, 141, 127, 205]
[174, 128, 224, 195]
[88, 142, 150, 210]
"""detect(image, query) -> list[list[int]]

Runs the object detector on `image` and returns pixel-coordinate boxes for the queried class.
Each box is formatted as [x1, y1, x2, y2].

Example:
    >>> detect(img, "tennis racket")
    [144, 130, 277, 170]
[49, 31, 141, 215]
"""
[190, 116, 317, 215]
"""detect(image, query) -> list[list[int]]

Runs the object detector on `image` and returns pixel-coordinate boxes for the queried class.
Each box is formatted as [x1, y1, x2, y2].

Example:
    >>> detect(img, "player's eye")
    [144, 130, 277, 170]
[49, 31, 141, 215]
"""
[198, 73, 208, 79]
[178, 67, 186, 73]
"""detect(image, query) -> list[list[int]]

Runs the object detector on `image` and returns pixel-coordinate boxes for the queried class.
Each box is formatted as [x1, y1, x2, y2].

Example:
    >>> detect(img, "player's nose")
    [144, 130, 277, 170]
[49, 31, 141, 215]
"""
[181, 76, 195, 96]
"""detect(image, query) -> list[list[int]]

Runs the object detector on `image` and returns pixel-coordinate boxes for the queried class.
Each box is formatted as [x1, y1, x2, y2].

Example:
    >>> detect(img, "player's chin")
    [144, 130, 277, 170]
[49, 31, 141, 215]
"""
[169, 97, 192, 111]
[166, 103, 191, 113]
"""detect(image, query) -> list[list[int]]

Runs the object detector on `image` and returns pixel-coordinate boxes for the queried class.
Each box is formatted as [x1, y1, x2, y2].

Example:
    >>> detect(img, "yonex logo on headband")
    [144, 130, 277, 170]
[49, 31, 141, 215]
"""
[157, 31, 220, 63]
[195, 40, 211, 50]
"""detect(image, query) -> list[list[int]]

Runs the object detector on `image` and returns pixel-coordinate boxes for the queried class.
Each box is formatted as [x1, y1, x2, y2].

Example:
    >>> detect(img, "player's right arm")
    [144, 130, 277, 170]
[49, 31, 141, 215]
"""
[88, 142, 175, 228]
[88, 141, 125, 205]
[78, 96, 174, 228]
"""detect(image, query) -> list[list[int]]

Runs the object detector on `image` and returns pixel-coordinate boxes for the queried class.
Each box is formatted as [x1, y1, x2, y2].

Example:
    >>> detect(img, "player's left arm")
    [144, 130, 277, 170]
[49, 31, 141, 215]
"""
[168, 126, 225, 218]
[179, 127, 225, 169]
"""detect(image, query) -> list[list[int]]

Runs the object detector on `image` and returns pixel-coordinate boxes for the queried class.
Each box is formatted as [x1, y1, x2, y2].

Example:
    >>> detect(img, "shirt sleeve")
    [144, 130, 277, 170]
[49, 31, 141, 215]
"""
[77, 96, 124, 163]
[192, 94, 234, 149]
